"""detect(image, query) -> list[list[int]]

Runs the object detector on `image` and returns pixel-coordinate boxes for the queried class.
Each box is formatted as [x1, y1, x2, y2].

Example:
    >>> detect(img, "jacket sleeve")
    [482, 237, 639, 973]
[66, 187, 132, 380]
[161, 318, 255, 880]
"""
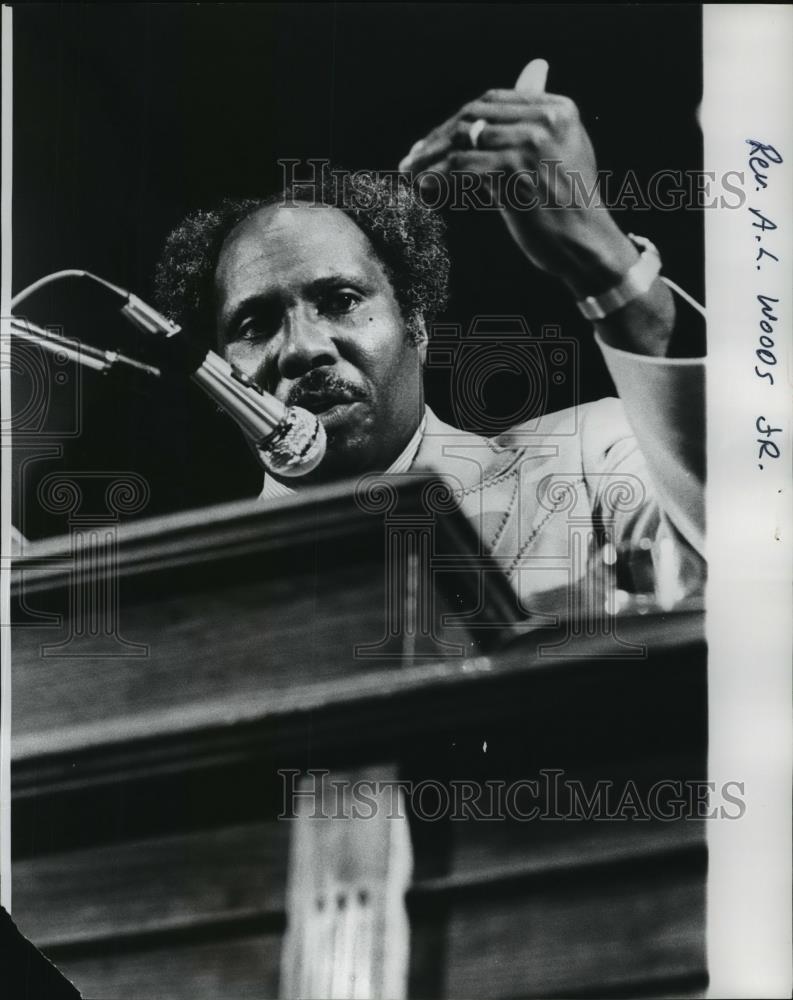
[594, 333, 705, 559]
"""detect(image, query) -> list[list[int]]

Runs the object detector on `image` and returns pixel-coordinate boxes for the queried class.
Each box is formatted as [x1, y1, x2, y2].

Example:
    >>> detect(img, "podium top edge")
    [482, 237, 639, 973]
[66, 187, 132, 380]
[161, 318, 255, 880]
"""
[11, 472, 448, 563]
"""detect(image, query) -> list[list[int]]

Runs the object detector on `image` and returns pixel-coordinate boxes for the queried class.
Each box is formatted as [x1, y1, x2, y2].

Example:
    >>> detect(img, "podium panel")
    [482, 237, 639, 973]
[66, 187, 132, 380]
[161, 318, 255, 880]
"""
[11, 480, 707, 998]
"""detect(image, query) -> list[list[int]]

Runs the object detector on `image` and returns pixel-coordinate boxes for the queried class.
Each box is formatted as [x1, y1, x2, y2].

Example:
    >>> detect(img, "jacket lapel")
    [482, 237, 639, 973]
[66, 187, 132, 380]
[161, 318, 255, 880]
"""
[412, 408, 569, 558]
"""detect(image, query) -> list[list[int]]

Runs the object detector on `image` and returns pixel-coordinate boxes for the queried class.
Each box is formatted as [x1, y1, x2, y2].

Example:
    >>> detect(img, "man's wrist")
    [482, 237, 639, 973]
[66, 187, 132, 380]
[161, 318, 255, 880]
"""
[556, 220, 640, 300]
[548, 220, 674, 357]
[593, 274, 675, 357]
[576, 235, 662, 321]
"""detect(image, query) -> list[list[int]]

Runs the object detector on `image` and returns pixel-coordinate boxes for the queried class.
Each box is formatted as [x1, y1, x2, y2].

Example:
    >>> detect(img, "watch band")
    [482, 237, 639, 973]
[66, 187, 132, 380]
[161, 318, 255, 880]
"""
[576, 234, 662, 321]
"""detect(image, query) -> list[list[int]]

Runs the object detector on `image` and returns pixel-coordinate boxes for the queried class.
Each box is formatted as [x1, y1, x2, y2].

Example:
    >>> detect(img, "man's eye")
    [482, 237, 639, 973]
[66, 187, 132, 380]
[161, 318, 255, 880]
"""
[235, 319, 269, 342]
[322, 291, 361, 315]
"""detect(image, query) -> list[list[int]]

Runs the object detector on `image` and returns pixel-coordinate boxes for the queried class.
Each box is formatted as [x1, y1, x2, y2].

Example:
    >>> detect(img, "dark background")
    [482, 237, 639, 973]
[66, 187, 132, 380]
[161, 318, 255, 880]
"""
[11, 2, 703, 539]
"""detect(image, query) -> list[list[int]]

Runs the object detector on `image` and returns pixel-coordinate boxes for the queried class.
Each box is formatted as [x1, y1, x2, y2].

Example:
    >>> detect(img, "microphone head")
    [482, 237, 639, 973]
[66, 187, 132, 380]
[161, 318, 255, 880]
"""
[258, 405, 327, 478]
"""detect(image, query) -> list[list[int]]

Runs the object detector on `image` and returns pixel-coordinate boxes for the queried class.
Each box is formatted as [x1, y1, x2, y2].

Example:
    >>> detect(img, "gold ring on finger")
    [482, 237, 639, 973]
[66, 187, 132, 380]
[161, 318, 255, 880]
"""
[468, 118, 487, 150]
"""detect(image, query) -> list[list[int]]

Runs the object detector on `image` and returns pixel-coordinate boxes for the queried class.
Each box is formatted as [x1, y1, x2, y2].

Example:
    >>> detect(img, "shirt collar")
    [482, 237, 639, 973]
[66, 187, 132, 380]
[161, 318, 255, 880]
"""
[260, 408, 428, 500]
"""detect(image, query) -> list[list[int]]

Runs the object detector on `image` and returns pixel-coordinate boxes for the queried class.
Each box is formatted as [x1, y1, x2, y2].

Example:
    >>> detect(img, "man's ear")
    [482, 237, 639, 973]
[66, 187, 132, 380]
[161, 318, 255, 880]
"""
[415, 318, 428, 364]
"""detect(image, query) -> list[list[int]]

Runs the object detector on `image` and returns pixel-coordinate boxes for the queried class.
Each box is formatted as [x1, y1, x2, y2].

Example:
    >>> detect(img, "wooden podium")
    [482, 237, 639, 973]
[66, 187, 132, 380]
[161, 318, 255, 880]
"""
[10, 476, 707, 999]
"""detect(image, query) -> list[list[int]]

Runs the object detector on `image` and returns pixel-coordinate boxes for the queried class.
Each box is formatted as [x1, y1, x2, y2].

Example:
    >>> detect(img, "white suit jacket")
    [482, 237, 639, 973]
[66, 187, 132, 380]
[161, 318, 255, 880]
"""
[263, 335, 705, 620]
[409, 335, 705, 619]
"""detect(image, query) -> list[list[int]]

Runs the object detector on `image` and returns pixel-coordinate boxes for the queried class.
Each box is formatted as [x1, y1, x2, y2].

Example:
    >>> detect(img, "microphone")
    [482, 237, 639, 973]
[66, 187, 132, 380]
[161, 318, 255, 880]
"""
[120, 295, 327, 479]
[193, 351, 327, 479]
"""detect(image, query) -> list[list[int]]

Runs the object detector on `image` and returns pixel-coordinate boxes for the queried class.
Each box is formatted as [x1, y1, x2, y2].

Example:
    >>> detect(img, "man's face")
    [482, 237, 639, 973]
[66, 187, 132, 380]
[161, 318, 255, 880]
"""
[214, 205, 425, 484]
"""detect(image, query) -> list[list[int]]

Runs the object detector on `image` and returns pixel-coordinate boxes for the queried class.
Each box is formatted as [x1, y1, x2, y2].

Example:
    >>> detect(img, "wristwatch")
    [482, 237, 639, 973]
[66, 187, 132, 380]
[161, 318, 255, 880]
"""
[575, 234, 662, 321]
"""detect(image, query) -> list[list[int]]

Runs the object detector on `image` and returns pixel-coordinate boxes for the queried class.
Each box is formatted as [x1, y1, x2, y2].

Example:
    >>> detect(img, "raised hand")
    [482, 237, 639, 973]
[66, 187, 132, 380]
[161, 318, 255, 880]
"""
[398, 58, 639, 300]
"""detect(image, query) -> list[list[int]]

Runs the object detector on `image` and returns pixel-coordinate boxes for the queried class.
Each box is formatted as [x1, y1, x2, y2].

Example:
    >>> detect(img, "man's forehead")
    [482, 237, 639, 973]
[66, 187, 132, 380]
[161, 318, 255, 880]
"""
[216, 203, 378, 285]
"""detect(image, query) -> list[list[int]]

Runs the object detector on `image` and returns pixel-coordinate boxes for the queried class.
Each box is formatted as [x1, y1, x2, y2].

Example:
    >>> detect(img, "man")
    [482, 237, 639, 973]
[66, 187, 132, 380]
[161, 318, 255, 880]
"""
[155, 60, 704, 618]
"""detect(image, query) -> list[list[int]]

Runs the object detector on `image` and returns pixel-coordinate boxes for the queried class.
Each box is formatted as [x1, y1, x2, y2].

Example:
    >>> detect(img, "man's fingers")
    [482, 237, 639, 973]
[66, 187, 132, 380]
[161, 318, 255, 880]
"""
[411, 122, 549, 180]
[456, 122, 546, 152]
[514, 57, 549, 98]
[398, 60, 551, 173]
[478, 88, 531, 103]
[399, 134, 449, 174]
[460, 99, 552, 120]
[399, 100, 556, 173]
[413, 151, 499, 190]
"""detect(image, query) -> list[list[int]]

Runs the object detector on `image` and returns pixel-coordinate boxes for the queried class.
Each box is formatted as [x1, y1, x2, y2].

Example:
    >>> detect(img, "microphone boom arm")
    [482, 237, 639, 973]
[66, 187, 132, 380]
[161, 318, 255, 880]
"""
[8, 316, 162, 377]
[9, 270, 326, 479]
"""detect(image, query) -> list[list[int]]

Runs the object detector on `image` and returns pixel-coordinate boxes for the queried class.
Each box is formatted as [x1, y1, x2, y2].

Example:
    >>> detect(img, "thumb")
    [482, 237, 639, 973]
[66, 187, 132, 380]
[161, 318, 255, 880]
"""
[514, 57, 549, 97]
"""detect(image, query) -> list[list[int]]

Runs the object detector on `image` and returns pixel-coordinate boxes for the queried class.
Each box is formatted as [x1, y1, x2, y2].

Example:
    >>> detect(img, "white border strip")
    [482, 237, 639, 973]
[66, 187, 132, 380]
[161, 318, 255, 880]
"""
[0, 3, 14, 912]
[704, 5, 793, 996]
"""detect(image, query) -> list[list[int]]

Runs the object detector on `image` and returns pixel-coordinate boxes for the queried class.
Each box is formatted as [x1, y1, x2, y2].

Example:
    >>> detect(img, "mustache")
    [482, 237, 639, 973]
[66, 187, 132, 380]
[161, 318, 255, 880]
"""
[286, 369, 368, 409]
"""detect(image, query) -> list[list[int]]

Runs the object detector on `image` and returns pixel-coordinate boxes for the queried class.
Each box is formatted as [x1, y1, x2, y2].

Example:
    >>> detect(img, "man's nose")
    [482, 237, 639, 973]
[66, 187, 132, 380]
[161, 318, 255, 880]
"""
[277, 312, 339, 381]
